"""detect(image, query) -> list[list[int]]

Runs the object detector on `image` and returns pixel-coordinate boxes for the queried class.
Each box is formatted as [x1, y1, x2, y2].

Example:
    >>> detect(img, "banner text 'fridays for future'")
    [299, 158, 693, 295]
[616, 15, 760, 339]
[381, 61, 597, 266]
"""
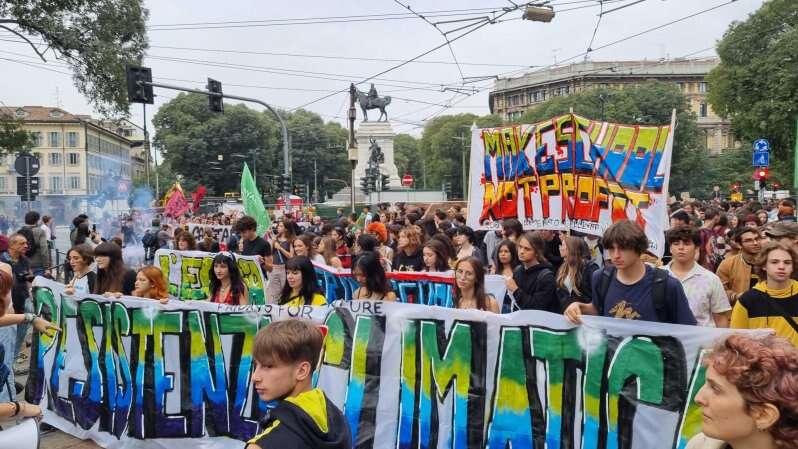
[25, 276, 737, 449]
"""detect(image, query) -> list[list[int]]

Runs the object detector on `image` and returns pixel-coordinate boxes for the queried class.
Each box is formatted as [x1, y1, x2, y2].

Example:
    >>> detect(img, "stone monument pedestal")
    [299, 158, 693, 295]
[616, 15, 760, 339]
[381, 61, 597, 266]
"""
[354, 121, 401, 188]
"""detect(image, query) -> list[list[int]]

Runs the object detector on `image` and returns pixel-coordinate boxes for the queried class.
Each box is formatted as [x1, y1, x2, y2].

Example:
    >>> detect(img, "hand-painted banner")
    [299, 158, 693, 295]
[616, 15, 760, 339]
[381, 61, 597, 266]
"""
[27, 277, 749, 449]
[186, 223, 232, 247]
[466, 113, 675, 257]
[156, 249, 508, 307]
[156, 249, 268, 304]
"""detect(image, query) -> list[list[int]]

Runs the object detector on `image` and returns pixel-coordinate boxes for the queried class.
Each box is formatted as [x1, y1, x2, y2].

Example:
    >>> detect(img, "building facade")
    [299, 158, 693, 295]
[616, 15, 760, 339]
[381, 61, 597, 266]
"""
[489, 58, 736, 154]
[0, 106, 135, 222]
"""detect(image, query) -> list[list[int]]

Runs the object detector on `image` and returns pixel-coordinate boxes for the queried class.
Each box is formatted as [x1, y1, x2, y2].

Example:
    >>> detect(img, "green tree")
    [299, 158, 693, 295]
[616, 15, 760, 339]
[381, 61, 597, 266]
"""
[285, 109, 348, 201]
[1, 0, 149, 116]
[518, 81, 710, 197]
[0, 111, 32, 153]
[418, 113, 502, 198]
[706, 0, 798, 188]
[153, 93, 278, 196]
[394, 133, 421, 182]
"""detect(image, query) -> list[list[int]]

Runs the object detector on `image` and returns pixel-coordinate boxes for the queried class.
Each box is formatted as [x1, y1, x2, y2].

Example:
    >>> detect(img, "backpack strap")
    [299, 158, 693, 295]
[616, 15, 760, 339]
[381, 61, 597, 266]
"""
[596, 266, 617, 315]
[651, 268, 674, 323]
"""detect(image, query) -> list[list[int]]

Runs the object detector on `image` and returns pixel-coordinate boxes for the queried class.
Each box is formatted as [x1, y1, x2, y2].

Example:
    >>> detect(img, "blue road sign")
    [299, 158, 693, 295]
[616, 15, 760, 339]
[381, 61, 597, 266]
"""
[753, 139, 770, 152]
[753, 150, 770, 167]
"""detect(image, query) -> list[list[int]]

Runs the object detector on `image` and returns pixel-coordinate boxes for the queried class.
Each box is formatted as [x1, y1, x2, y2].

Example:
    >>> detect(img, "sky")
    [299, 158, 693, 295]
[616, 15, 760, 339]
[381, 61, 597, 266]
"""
[0, 0, 766, 140]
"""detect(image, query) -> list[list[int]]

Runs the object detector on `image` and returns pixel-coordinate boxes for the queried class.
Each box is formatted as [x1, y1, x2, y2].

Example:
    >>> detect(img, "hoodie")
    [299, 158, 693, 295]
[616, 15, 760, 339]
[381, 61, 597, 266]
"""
[511, 262, 558, 312]
[247, 388, 352, 449]
[731, 280, 798, 347]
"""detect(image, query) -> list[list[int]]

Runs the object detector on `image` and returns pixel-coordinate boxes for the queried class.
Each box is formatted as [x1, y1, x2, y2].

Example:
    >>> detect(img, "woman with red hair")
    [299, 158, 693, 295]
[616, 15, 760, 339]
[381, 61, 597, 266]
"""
[132, 266, 169, 304]
[366, 221, 394, 267]
[687, 333, 798, 449]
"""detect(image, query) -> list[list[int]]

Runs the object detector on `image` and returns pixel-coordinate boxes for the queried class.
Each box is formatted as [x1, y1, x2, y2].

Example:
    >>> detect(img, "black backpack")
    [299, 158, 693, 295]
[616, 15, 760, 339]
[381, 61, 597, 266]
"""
[594, 266, 675, 323]
[17, 227, 38, 258]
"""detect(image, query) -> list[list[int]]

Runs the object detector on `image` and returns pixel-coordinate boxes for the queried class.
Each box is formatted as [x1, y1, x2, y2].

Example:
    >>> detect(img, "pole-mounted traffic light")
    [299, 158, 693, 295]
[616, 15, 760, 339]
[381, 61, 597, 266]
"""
[754, 167, 769, 180]
[126, 66, 154, 104]
[207, 78, 224, 113]
[381, 174, 390, 191]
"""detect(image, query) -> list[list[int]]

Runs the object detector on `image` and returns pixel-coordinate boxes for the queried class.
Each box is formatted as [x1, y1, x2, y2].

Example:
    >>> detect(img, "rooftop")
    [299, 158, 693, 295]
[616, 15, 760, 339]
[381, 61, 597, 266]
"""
[493, 57, 719, 93]
[0, 106, 85, 122]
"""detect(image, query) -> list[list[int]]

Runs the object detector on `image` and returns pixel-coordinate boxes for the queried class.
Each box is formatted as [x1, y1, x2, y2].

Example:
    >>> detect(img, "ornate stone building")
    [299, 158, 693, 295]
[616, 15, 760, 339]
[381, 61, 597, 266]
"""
[489, 58, 736, 155]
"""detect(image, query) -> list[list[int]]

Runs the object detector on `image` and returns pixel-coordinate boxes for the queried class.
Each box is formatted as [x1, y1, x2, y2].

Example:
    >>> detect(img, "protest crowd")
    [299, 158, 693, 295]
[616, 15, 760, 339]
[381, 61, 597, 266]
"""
[0, 194, 797, 449]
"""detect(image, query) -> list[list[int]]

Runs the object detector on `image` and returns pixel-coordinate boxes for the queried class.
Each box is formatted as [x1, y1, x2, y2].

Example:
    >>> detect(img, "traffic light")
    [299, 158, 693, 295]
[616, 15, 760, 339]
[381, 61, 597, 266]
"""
[443, 181, 452, 197]
[207, 78, 224, 113]
[754, 167, 769, 180]
[360, 175, 373, 195]
[126, 66, 154, 104]
[278, 174, 290, 193]
[381, 174, 390, 190]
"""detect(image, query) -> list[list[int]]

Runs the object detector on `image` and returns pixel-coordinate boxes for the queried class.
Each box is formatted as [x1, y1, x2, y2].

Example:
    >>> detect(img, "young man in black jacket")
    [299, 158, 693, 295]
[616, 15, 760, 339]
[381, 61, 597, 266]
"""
[505, 231, 558, 312]
[247, 320, 351, 449]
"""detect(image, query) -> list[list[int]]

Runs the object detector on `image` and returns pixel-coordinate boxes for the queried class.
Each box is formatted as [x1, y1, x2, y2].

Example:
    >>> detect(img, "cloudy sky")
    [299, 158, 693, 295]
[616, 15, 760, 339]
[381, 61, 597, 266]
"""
[1, 0, 764, 137]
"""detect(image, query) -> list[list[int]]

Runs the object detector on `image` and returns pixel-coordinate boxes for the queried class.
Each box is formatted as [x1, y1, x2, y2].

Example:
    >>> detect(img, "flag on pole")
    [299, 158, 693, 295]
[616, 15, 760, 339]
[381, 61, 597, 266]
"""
[240, 163, 271, 236]
[162, 182, 184, 208]
[164, 187, 190, 218]
[191, 185, 207, 213]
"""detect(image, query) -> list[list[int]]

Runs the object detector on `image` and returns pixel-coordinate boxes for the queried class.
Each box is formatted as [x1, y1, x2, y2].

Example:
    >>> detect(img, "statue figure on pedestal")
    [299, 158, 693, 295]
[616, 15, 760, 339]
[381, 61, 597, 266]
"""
[355, 84, 392, 122]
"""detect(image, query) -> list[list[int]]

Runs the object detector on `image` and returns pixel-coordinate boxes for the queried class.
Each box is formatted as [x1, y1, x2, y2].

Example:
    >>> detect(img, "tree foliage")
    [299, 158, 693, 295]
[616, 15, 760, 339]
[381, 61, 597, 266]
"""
[0, 111, 32, 153]
[518, 81, 710, 197]
[418, 113, 502, 197]
[153, 93, 348, 199]
[706, 0, 798, 188]
[395, 134, 421, 182]
[1, 0, 149, 116]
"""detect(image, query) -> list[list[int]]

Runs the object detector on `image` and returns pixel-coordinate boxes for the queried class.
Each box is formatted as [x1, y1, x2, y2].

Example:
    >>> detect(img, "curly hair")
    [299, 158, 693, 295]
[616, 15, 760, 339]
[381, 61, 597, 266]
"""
[705, 334, 798, 448]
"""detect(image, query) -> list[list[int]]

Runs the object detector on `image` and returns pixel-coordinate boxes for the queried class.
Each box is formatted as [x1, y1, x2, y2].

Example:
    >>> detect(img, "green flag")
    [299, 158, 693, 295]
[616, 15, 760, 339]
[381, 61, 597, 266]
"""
[240, 163, 270, 236]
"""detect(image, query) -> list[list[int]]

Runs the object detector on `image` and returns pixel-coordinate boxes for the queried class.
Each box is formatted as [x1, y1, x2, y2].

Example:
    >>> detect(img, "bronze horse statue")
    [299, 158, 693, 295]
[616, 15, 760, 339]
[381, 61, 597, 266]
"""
[356, 88, 391, 122]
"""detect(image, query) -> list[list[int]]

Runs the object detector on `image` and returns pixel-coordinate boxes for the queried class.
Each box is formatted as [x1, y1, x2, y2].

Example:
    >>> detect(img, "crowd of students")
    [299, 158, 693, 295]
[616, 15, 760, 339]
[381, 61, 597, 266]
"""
[3, 197, 798, 448]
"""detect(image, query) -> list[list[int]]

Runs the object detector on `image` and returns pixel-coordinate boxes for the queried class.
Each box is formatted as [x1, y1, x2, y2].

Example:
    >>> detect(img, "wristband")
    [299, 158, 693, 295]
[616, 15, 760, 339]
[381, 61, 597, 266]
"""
[24, 313, 35, 324]
[11, 401, 20, 417]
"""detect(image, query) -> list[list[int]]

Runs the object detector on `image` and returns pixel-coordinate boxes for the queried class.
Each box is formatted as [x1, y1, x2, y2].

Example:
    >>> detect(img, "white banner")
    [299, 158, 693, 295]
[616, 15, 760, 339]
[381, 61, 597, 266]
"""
[26, 277, 747, 449]
[186, 223, 233, 247]
[466, 113, 675, 257]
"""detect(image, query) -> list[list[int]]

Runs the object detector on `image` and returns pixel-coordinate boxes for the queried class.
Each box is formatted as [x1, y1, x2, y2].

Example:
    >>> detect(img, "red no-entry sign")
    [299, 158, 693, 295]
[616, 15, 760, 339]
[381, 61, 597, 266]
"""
[402, 174, 413, 187]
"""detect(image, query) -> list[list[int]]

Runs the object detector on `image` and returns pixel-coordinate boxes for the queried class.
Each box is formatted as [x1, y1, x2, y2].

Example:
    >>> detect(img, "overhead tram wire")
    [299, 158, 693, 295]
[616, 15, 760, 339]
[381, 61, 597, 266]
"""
[288, 2, 531, 113]
[144, 0, 622, 30]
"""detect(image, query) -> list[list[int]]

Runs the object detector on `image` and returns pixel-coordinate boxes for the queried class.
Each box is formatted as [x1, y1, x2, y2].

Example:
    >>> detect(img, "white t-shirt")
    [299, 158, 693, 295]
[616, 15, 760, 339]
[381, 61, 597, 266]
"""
[664, 262, 731, 327]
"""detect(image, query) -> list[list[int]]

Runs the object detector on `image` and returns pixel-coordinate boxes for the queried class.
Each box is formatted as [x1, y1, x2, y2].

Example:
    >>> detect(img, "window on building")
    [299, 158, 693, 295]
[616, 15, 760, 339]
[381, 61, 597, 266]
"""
[66, 132, 79, 147]
[68, 176, 81, 190]
[49, 176, 63, 193]
[31, 132, 43, 147]
[49, 153, 62, 166]
[0, 176, 7, 192]
[676, 82, 684, 91]
[700, 102, 708, 118]
[48, 132, 60, 147]
[699, 82, 708, 93]
[67, 153, 80, 165]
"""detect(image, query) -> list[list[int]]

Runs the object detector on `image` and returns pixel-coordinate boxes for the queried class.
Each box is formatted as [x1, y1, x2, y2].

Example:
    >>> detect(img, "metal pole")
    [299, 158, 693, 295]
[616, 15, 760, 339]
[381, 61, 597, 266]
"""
[313, 159, 318, 204]
[143, 80, 291, 204]
[348, 83, 358, 214]
[794, 116, 798, 190]
[25, 157, 31, 211]
[143, 103, 150, 188]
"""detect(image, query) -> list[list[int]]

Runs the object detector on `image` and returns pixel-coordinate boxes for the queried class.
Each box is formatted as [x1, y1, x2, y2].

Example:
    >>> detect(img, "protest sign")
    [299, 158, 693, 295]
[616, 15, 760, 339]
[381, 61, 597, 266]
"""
[157, 250, 507, 307]
[27, 277, 738, 449]
[466, 113, 675, 257]
[186, 223, 233, 247]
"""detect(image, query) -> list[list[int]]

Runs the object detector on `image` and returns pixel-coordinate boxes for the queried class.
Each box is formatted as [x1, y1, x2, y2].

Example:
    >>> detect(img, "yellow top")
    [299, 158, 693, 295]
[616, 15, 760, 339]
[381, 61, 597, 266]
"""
[731, 280, 798, 347]
[282, 292, 327, 307]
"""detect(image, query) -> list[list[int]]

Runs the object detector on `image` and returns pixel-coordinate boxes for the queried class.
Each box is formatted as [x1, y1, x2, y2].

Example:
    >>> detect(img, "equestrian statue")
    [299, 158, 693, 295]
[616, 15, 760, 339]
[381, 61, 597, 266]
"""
[356, 84, 391, 122]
